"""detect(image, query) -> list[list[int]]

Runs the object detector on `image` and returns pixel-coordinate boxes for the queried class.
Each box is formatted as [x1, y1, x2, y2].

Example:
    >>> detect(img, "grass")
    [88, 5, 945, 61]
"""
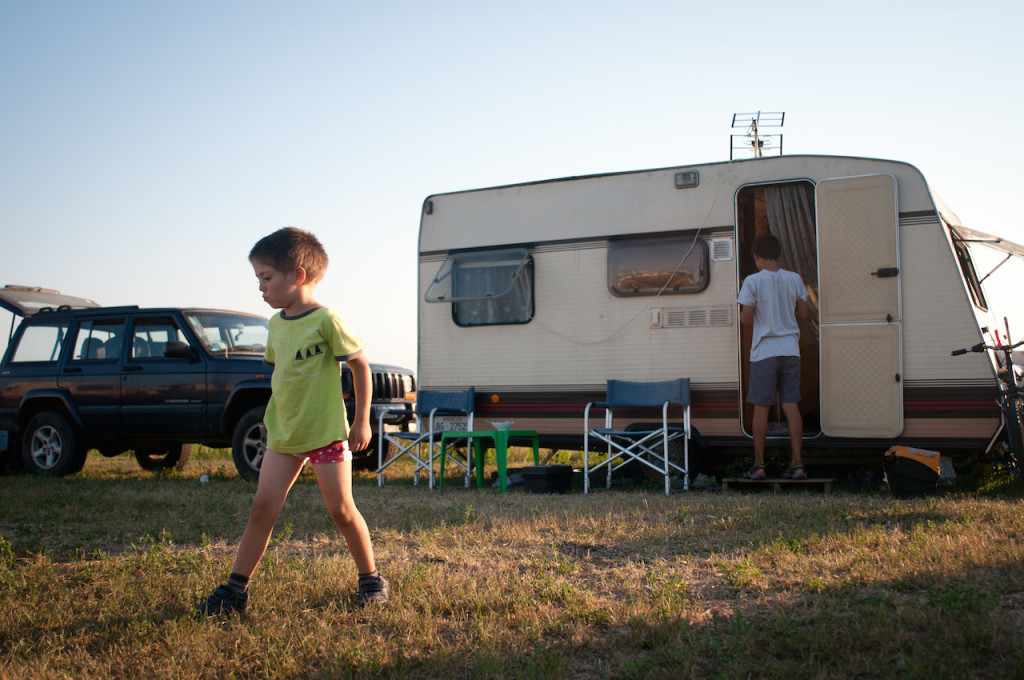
[1, 449, 1023, 679]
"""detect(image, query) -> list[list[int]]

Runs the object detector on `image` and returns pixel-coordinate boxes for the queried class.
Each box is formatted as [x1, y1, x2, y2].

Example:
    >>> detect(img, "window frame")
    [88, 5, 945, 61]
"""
[425, 247, 536, 328]
[949, 226, 989, 311]
[452, 257, 534, 327]
[8, 321, 71, 364]
[69, 317, 127, 363]
[129, 315, 193, 360]
[607, 235, 710, 297]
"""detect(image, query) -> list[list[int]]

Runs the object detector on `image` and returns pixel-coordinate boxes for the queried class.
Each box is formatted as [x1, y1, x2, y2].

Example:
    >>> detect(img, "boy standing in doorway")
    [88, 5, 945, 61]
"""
[737, 233, 809, 480]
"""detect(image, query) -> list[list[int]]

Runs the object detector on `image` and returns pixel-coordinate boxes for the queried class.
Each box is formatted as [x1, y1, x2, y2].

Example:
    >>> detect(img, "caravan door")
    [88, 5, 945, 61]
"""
[816, 174, 903, 438]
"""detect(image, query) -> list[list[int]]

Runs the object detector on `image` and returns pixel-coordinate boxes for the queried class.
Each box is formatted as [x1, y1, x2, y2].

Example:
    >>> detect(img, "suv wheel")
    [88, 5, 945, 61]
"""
[22, 411, 87, 476]
[135, 443, 196, 471]
[232, 406, 266, 481]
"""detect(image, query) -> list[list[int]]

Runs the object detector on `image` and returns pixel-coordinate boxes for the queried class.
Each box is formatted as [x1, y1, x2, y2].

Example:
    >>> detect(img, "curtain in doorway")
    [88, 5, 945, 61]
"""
[764, 183, 819, 345]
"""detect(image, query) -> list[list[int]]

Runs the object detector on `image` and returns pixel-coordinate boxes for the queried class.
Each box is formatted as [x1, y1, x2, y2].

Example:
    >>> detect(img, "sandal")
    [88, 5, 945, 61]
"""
[782, 464, 807, 480]
[744, 463, 766, 480]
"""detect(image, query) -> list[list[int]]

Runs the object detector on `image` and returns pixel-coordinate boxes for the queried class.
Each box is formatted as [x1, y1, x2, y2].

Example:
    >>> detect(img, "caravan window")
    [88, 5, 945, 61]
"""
[949, 227, 989, 311]
[425, 248, 534, 327]
[608, 236, 709, 296]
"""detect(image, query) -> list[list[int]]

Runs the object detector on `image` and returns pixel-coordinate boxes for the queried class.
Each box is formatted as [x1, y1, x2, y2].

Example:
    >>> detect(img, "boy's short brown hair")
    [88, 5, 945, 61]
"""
[249, 227, 329, 284]
[751, 233, 782, 261]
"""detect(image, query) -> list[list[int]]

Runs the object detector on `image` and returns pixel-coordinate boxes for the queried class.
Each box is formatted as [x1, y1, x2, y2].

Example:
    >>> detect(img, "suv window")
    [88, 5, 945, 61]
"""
[9, 321, 70, 363]
[184, 311, 268, 354]
[71, 318, 126, 362]
[131, 316, 190, 359]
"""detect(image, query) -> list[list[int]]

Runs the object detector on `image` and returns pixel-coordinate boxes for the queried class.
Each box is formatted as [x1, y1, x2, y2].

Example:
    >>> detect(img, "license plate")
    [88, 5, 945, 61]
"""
[431, 416, 469, 432]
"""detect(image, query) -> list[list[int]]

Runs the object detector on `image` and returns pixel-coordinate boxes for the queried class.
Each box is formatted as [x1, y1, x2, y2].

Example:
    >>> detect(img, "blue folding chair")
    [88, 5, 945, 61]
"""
[583, 379, 691, 495]
[376, 388, 475, 489]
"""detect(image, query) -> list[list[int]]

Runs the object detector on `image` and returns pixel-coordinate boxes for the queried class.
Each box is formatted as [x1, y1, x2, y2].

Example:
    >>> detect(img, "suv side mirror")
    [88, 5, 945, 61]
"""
[164, 340, 199, 360]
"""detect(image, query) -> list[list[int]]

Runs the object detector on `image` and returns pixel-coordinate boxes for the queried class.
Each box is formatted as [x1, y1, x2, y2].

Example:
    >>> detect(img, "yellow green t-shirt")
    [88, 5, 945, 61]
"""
[263, 306, 364, 453]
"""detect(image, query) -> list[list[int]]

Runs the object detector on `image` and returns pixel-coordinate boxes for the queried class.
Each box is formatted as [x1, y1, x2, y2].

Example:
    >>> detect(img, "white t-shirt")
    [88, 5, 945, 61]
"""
[736, 268, 807, 362]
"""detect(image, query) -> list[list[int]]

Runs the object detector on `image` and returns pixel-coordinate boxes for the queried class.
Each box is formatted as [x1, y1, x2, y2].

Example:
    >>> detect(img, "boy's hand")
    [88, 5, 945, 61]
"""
[345, 352, 373, 452]
[348, 419, 372, 452]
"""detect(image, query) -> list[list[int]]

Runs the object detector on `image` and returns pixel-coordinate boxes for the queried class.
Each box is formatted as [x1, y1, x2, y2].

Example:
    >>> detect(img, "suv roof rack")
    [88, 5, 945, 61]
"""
[37, 304, 141, 315]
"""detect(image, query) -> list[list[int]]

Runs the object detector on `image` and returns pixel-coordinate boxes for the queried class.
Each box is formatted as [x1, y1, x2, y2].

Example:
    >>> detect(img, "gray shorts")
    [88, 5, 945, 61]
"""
[746, 356, 802, 406]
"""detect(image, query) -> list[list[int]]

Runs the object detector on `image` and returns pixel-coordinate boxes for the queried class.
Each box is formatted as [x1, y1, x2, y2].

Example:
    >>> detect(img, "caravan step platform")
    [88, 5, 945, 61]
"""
[721, 477, 837, 494]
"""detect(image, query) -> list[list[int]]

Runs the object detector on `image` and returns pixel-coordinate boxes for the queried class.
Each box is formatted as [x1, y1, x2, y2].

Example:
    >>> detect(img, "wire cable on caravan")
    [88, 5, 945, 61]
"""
[530, 164, 736, 346]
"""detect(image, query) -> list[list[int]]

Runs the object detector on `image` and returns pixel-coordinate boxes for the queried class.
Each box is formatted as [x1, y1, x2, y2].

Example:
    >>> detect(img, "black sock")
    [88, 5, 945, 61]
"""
[227, 572, 250, 593]
[358, 570, 379, 580]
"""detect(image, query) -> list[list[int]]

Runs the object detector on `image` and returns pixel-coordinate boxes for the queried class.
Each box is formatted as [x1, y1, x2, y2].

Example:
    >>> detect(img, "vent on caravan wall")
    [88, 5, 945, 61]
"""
[711, 239, 733, 261]
[650, 305, 734, 329]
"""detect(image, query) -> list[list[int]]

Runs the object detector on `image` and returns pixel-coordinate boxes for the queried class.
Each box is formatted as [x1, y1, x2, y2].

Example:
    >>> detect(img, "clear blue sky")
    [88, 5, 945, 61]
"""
[2, 1, 1022, 369]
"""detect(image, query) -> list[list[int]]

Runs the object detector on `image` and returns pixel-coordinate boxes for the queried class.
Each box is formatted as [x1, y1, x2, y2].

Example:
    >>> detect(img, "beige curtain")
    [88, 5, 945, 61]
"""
[764, 183, 819, 346]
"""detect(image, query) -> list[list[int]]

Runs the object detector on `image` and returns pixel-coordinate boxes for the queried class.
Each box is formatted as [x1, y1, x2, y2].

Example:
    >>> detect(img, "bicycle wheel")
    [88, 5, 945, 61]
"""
[1008, 399, 1024, 484]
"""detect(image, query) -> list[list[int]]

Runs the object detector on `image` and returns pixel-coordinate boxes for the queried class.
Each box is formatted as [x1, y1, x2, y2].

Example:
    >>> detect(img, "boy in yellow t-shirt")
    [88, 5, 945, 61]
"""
[197, 227, 387, 615]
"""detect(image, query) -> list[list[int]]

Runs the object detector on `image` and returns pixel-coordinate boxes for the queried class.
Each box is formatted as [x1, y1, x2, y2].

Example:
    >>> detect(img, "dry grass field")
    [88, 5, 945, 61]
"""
[1, 448, 1023, 679]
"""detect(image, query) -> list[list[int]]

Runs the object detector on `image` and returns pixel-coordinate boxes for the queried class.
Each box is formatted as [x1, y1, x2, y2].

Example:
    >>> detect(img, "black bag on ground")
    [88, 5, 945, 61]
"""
[883, 446, 940, 499]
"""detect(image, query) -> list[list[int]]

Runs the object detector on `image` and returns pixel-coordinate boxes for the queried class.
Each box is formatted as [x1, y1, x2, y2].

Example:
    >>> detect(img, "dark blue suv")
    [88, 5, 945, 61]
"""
[0, 285, 415, 479]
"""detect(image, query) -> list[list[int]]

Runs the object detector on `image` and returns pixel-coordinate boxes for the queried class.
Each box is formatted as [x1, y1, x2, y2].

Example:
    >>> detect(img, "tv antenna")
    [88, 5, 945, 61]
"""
[731, 111, 784, 159]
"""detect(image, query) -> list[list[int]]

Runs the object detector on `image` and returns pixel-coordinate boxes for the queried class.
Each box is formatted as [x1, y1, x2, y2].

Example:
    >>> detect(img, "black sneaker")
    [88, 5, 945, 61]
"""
[196, 584, 248, 617]
[358, 574, 390, 606]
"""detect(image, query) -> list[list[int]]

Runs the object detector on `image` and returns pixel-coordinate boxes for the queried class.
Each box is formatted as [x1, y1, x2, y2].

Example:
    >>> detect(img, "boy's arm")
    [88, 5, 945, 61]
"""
[794, 299, 809, 321]
[740, 304, 754, 327]
[737, 277, 755, 327]
[345, 352, 373, 451]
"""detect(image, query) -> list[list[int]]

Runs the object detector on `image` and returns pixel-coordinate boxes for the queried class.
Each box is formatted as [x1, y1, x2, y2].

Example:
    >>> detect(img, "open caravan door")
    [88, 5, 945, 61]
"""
[816, 174, 903, 438]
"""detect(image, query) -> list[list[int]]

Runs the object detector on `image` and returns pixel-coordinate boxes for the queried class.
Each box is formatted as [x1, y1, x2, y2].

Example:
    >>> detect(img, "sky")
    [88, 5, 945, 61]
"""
[2, 0, 1023, 369]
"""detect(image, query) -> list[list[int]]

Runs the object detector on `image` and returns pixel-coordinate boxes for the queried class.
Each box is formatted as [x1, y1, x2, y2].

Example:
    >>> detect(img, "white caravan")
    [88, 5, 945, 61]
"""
[417, 155, 1022, 464]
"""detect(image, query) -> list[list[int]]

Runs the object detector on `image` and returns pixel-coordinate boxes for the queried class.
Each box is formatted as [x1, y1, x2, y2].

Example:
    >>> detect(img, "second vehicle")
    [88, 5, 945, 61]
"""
[0, 285, 416, 479]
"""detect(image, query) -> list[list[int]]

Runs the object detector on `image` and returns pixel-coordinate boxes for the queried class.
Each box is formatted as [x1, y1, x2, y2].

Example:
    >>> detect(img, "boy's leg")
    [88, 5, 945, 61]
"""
[311, 459, 376, 576]
[231, 450, 306, 578]
[751, 404, 769, 465]
[747, 358, 776, 472]
[777, 356, 804, 468]
[197, 450, 304, 616]
[782, 402, 803, 466]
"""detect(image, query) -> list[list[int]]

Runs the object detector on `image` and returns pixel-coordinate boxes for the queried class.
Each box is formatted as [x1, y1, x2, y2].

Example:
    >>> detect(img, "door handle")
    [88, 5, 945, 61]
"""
[871, 267, 899, 278]
[123, 365, 143, 372]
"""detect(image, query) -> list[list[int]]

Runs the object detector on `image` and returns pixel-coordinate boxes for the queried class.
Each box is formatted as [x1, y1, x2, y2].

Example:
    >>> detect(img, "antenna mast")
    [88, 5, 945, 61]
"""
[731, 111, 785, 159]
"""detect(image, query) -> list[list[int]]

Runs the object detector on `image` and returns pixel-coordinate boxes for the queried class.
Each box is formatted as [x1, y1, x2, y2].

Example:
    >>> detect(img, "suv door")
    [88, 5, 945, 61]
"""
[120, 314, 208, 432]
[60, 317, 127, 430]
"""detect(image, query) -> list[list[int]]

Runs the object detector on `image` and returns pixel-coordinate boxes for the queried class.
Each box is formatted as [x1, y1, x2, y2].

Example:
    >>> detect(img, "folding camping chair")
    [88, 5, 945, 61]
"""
[376, 388, 475, 489]
[583, 379, 691, 495]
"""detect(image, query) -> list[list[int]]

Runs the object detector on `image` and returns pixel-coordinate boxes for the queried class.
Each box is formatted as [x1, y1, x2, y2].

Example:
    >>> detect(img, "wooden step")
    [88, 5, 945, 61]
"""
[721, 477, 837, 493]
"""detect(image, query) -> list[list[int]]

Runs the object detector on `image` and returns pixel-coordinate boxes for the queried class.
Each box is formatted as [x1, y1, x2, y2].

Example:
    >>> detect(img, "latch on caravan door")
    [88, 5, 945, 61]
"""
[871, 267, 899, 278]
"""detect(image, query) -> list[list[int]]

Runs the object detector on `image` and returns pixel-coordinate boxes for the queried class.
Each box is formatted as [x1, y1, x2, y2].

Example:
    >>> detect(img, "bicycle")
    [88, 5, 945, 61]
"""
[952, 320, 1024, 483]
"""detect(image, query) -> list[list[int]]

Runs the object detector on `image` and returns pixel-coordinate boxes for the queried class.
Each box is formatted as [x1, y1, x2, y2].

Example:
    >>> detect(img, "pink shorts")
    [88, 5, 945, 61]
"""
[291, 440, 352, 464]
